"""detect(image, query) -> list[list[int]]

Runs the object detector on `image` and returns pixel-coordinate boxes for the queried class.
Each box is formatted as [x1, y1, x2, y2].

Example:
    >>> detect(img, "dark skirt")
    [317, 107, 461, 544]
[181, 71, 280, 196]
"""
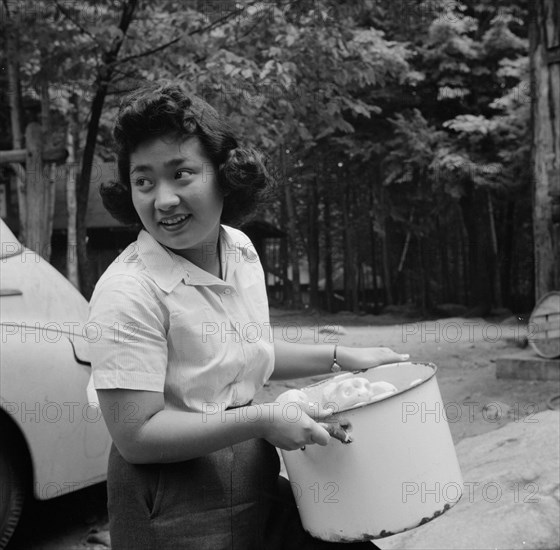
[107, 440, 379, 550]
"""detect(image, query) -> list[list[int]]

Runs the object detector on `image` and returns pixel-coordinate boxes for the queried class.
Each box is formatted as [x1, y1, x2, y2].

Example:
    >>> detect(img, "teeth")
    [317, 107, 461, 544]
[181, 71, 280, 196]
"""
[161, 215, 188, 225]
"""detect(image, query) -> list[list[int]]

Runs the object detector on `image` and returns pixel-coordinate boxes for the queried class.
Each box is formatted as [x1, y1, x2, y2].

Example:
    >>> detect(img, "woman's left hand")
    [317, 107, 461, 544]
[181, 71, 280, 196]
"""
[336, 346, 409, 371]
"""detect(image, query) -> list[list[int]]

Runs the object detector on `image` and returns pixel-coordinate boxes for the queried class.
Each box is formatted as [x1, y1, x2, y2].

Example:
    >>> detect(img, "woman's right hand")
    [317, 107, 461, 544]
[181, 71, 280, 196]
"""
[258, 405, 330, 450]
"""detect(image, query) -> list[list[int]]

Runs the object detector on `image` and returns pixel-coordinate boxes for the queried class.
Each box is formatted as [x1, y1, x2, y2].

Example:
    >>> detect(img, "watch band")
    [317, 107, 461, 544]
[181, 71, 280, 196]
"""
[331, 344, 342, 373]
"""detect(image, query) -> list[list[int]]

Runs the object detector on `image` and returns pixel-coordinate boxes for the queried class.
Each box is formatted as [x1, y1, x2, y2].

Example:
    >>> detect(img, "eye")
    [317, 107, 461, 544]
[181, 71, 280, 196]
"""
[175, 169, 193, 179]
[133, 177, 153, 189]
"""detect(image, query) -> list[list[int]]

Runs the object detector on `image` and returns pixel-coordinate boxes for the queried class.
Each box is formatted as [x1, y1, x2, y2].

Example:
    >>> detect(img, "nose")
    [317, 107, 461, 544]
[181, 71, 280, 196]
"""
[154, 181, 180, 211]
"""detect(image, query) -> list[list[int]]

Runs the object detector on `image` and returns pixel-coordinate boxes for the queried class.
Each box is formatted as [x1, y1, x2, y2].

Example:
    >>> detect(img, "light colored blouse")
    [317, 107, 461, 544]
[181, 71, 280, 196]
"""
[87, 225, 275, 412]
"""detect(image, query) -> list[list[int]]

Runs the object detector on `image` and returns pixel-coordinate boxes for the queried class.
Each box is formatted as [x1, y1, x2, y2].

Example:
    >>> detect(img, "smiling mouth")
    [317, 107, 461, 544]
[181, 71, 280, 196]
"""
[159, 214, 191, 227]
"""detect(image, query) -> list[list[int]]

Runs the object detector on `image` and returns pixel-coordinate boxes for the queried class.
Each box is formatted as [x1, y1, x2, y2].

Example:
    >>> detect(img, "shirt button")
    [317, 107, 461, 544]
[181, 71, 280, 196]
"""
[223, 288, 232, 295]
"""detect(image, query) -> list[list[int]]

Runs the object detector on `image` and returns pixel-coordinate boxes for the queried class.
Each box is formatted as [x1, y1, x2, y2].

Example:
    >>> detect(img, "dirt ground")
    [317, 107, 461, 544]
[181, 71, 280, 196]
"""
[8, 310, 559, 550]
[259, 309, 558, 444]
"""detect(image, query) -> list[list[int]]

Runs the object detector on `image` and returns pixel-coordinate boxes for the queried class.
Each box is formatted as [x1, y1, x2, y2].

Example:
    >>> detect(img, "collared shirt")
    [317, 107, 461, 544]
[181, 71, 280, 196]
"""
[87, 225, 275, 412]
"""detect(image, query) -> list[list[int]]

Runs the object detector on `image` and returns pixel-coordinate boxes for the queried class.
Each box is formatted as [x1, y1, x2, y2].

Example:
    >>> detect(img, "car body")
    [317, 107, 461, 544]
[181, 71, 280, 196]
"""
[0, 219, 110, 546]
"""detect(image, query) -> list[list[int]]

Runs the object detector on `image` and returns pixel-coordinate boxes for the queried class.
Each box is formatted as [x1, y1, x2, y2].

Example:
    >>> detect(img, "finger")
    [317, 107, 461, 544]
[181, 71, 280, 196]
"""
[384, 349, 409, 362]
[310, 422, 330, 446]
[318, 422, 353, 444]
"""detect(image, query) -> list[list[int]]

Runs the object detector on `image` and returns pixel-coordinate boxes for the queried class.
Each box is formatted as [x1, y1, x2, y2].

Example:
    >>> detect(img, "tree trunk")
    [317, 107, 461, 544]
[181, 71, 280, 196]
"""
[342, 182, 358, 312]
[280, 191, 291, 305]
[307, 175, 320, 308]
[380, 215, 393, 306]
[437, 216, 450, 303]
[40, 59, 55, 262]
[66, 95, 80, 289]
[323, 187, 334, 312]
[530, 0, 560, 300]
[6, 37, 23, 149]
[40, 49, 52, 132]
[379, 184, 394, 306]
[417, 235, 429, 314]
[76, 84, 106, 297]
[76, 0, 138, 298]
[5, 12, 26, 243]
[501, 198, 515, 307]
[459, 187, 492, 312]
[487, 190, 503, 308]
[397, 208, 415, 302]
[45, 163, 56, 260]
[282, 149, 302, 308]
[368, 183, 379, 312]
[458, 205, 470, 305]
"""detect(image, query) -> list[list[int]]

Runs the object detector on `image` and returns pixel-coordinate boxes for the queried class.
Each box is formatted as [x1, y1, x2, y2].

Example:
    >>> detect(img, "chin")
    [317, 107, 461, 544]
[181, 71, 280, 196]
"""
[157, 231, 193, 249]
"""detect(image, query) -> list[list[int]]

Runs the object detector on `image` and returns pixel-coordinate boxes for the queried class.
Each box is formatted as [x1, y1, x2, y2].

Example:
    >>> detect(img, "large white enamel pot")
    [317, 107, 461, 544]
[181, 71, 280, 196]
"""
[280, 362, 463, 543]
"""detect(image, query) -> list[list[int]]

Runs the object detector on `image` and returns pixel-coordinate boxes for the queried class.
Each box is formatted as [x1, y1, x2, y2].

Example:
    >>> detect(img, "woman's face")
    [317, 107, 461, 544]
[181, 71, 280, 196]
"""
[129, 135, 224, 262]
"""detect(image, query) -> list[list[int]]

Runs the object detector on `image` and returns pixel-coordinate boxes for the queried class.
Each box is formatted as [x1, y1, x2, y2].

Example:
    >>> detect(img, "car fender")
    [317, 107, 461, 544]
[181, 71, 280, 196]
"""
[0, 332, 111, 500]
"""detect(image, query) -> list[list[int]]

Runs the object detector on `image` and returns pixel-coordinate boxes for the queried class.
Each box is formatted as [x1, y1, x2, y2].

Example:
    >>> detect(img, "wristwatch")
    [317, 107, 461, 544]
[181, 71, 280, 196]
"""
[331, 345, 342, 373]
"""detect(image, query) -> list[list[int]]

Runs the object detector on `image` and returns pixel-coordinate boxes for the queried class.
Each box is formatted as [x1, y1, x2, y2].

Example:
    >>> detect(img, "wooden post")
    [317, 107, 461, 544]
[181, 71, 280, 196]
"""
[0, 125, 67, 260]
[530, 0, 560, 299]
[5, 16, 26, 245]
[24, 123, 48, 258]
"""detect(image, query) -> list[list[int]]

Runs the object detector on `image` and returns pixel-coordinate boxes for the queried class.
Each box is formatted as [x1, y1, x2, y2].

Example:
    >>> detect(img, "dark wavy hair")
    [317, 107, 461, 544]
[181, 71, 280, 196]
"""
[101, 82, 274, 227]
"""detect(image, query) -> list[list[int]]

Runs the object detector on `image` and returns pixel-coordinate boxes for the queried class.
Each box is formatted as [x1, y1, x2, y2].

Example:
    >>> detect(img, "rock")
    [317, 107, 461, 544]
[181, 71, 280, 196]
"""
[318, 325, 347, 336]
[377, 411, 560, 550]
[382, 304, 422, 317]
[490, 307, 514, 318]
[464, 304, 491, 318]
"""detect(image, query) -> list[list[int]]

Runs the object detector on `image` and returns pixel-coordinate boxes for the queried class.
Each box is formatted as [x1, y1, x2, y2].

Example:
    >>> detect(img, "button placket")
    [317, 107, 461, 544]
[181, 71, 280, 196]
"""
[224, 292, 248, 384]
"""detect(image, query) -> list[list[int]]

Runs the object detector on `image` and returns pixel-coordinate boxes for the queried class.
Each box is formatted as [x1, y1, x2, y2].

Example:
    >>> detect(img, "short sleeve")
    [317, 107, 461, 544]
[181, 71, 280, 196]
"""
[88, 274, 168, 392]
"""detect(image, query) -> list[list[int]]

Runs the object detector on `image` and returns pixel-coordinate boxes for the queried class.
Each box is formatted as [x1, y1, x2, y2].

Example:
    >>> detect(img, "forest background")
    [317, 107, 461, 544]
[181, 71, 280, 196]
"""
[0, 0, 551, 316]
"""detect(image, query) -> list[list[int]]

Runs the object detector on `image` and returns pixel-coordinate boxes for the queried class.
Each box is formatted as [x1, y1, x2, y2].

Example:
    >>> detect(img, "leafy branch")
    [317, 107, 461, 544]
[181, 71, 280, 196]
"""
[111, 2, 250, 67]
[53, 0, 101, 46]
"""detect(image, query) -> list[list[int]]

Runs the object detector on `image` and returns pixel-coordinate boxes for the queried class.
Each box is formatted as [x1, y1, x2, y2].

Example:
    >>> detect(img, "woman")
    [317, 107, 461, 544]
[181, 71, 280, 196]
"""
[89, 82, 408, 549]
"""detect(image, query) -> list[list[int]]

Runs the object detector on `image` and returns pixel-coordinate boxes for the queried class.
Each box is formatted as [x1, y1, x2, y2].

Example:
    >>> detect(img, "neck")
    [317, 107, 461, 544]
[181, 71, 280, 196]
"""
[175, 234, 222, 278]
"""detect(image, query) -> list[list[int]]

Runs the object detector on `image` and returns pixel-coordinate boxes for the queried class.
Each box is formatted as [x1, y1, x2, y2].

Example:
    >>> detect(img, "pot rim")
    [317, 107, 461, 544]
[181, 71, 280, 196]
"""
[301, 361, 439, 415]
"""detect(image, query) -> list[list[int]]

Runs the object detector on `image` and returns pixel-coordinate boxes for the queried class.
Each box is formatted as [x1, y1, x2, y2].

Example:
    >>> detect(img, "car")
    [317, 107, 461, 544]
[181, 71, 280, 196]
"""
[0, 219, 111, 547]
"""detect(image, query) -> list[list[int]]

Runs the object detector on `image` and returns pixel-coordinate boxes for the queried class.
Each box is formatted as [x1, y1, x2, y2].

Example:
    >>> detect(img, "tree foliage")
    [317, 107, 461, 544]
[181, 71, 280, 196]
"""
[0, 0, 534, 311]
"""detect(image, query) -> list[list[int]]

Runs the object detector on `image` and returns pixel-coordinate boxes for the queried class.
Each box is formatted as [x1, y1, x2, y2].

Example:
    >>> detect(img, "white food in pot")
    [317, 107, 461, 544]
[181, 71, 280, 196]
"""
[276, 388, 321, 416]
[276, 378, 399, 416]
